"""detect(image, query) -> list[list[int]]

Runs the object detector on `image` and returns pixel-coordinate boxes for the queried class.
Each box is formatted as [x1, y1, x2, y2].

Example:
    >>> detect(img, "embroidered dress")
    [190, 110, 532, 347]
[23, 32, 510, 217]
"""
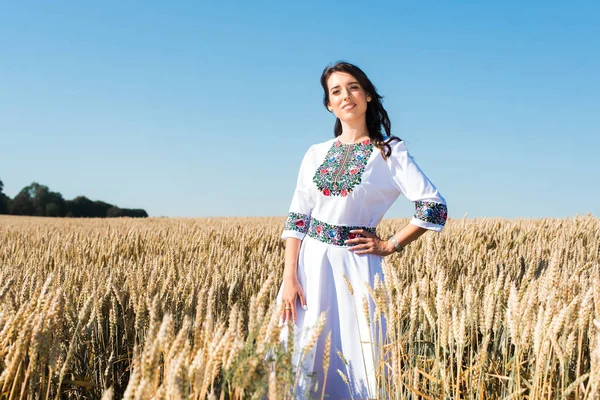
[277, 137, 447, 399]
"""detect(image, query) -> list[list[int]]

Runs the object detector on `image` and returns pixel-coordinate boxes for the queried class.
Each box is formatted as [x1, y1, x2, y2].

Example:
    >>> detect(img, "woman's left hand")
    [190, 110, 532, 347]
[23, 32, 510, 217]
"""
[345, 229, 395, 256]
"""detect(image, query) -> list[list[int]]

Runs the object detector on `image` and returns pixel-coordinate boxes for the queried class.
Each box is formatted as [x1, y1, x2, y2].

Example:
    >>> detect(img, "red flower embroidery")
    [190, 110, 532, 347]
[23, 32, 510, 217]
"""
[296, 220, 304, 227]
[348, 232, 357, 239]
[312, 139, 374, 197]
[316, 225, 322, 234]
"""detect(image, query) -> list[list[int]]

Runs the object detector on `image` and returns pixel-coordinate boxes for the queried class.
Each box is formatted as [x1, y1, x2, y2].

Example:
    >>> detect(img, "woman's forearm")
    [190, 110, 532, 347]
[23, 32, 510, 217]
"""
[385, 223, 429, 253]
[283, 237, 302, 279]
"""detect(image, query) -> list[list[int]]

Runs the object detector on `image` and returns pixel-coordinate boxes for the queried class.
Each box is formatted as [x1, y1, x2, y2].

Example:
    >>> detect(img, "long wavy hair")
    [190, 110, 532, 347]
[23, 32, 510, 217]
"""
[320, 61, 401, 160]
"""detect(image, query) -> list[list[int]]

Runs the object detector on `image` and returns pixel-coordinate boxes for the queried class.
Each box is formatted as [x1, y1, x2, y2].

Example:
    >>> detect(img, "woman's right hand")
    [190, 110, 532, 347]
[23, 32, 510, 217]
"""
[281, 277, 307, 323]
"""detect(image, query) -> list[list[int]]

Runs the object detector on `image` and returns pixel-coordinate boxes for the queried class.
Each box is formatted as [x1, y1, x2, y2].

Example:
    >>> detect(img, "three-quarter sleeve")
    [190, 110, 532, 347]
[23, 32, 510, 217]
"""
[282, 145, 315, 240]
[387, 140, 448, 232]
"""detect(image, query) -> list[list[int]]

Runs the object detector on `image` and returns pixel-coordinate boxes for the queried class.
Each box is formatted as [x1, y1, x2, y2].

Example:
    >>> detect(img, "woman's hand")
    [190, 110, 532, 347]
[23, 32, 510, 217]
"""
[345, 229, 395, 256]
[281, 277, 307, 323]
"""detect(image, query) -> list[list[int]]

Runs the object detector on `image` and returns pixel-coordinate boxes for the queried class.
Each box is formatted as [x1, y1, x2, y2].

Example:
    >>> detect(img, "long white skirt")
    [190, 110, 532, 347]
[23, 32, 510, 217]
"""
[276, 235, 387, 400]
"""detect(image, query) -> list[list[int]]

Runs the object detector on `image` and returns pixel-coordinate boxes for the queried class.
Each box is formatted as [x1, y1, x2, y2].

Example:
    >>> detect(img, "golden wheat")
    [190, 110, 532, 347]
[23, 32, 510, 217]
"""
[0, 214, 598, 399]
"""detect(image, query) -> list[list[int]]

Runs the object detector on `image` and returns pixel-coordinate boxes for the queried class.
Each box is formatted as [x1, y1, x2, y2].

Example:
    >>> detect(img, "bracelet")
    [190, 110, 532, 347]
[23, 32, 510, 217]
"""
[389, 235, 404, 253]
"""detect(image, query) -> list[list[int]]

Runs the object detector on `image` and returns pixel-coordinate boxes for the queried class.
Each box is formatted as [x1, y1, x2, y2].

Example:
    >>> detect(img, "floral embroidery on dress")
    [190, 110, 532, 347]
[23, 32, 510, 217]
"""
[284, 212, 310, 234]
[307, 216, 377, 246]
[414, 201, 448, 226]
[313, 139, 374, 197]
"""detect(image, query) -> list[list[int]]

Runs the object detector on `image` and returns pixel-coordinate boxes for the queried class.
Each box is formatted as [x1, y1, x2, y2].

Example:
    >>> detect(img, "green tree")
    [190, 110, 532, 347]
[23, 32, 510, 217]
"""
[107, 206, 123, 218]
[30, 183, 50, 216]
[93, 201, 114, 217]
[0, 178, 9, 214]
[45, 191, 66, 217]
[122, 208, 149, 218]
[66, 196, 94, 217]
[45, 202, 61, 217]
[12, 182, 66, 217]
[3, 179, 147, 218]
[9, 190, 34, 215]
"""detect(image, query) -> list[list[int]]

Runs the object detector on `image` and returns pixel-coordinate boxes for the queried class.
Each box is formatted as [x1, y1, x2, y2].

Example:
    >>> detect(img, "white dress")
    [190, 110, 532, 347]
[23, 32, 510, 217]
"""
[276, 137, 447, 399]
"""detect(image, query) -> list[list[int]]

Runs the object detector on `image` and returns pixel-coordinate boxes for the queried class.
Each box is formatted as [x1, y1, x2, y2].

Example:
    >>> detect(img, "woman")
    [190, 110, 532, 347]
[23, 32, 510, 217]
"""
[276, 61, 448, 399]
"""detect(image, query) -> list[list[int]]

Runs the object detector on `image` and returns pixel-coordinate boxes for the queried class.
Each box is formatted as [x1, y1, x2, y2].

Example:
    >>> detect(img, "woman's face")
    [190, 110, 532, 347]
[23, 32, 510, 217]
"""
[326, 72, 371, 122]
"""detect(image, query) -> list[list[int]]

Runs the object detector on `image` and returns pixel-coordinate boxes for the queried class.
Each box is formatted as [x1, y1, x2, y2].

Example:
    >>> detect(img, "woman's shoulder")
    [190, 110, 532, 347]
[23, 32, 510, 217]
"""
[384, 136, 407, 151]
[302, 138, 337, 157]
[377, 137, 408, 160]
[296, 138, 336, 166]
[311, 137, 337, 149]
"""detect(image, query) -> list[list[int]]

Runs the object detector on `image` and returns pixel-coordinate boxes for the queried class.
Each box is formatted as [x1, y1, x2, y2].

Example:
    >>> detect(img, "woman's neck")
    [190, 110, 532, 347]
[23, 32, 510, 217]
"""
[338, 121, 370, 144]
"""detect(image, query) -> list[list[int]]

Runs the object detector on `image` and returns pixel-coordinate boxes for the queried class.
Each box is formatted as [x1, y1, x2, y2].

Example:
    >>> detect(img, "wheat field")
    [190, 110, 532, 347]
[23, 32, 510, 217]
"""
[0, 214, 598, 399]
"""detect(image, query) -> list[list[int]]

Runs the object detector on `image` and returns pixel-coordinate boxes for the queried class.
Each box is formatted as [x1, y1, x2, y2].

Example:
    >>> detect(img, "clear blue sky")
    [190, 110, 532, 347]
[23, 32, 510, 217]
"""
[1, 1, 598, 218]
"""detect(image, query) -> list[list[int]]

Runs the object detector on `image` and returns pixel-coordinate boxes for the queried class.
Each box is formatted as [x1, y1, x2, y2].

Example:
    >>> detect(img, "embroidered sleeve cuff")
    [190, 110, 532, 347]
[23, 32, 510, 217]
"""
[410, 217, 445, 232]
[411, 201, 448, 232]
[282, 212, 310, 240]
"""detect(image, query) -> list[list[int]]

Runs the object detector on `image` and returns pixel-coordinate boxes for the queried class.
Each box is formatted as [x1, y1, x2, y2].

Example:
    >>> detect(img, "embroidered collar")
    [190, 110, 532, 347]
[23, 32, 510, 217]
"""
[313, 138, 374, 197]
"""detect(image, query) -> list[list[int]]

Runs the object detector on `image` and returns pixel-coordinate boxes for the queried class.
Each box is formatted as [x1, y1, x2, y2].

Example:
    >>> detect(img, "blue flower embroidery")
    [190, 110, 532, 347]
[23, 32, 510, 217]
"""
[306, 216, 377, 246]
[283, 212, 310, 234]
[414, 201, 447, 226]
[313, 139, 374, 197]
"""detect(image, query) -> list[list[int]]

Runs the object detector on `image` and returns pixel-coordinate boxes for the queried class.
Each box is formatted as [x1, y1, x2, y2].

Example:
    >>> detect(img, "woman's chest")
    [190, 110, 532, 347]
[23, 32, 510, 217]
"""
[306, 141, 398, 201]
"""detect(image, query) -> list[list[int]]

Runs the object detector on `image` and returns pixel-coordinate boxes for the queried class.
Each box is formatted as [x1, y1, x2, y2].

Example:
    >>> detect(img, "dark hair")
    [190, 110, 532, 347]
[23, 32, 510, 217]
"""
[320, 61, 401, 160]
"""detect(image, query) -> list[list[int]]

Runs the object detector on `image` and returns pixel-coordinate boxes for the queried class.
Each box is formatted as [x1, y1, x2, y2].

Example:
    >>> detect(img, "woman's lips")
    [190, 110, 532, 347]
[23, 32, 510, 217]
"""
[342, 104, 355, 110]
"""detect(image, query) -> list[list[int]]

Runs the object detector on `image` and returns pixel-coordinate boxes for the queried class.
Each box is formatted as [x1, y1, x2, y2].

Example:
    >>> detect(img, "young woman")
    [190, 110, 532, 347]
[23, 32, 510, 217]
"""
[276, 61, 448, 399]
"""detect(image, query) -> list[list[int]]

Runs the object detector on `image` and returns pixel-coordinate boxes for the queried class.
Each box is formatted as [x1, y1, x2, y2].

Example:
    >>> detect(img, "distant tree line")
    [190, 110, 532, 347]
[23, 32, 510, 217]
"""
[0, 178, 148, 218]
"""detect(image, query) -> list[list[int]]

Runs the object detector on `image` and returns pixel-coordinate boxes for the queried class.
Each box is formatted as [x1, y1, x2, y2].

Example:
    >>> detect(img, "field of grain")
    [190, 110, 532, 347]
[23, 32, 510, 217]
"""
[0, 214, 598, 399]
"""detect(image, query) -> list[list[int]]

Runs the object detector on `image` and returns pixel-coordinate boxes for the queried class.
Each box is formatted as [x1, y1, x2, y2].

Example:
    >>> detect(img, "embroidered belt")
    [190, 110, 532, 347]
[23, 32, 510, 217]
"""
[307, 216, 377, 247]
